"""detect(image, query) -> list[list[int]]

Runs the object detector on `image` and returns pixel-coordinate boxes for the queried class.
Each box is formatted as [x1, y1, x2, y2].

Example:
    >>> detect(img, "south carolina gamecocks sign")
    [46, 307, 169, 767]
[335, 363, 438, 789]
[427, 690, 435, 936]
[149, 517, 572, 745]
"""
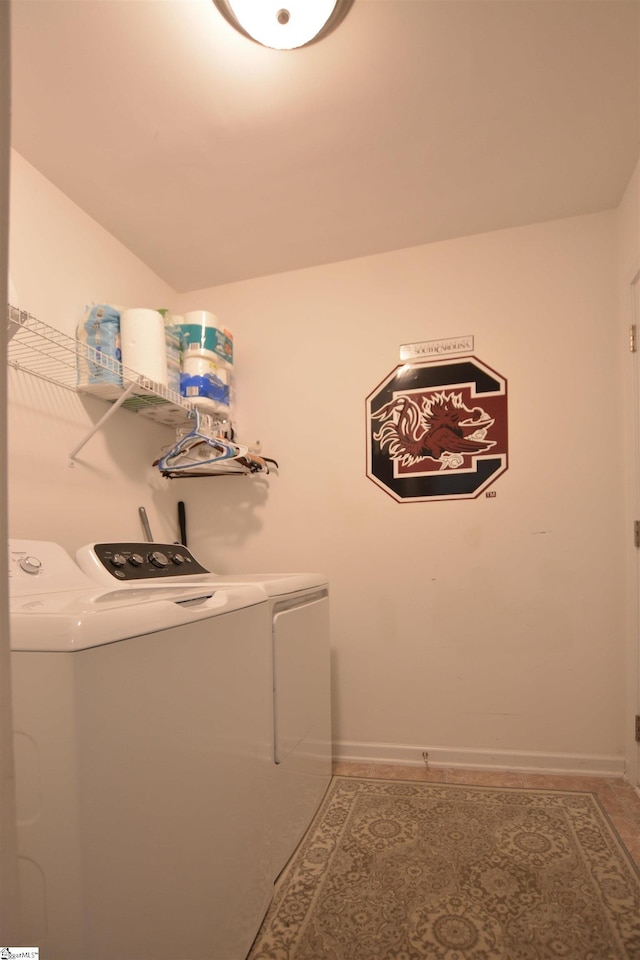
[366, 357, 508, 502]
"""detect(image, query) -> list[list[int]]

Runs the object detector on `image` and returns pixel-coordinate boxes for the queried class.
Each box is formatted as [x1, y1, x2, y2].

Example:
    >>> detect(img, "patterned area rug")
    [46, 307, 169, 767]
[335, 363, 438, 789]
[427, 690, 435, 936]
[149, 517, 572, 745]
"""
[248, 776, 640, 960]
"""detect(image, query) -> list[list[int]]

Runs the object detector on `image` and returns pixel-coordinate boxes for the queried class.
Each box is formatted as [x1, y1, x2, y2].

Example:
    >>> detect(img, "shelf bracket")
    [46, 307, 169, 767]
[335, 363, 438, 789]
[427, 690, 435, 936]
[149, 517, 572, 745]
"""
[68, 381, 139, 464]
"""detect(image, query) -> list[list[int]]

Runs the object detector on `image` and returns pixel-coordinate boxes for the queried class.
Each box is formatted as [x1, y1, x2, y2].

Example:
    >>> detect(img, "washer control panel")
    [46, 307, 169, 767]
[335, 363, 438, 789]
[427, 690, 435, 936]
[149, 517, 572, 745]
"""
[77, 543, 211, 582]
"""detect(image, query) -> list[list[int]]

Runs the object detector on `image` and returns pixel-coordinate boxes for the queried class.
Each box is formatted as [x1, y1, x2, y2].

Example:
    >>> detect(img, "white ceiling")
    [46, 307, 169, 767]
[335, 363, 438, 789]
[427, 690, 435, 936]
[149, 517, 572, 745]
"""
[10, 0, 640, 292]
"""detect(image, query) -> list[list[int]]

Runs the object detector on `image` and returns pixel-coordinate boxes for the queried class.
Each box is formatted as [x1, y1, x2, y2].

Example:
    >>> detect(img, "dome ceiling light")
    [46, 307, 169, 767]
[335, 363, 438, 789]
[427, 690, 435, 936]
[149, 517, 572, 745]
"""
[212, 0, 355, 50]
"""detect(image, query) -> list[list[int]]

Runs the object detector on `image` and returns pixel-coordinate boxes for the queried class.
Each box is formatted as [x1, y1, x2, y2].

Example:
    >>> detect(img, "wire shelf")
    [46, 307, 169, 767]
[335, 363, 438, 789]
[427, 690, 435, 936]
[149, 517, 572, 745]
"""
[7, 304, 196, 428]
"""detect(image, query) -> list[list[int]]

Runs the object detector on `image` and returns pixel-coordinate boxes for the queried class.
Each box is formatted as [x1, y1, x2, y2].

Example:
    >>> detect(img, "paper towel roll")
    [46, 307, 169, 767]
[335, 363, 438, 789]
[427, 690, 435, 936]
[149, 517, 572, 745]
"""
[120, 308, 168, 386]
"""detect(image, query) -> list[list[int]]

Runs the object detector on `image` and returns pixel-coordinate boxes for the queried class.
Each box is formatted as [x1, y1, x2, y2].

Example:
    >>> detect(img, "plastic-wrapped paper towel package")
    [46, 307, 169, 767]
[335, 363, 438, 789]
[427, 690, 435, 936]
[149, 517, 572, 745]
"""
[174, 310, 234, 419]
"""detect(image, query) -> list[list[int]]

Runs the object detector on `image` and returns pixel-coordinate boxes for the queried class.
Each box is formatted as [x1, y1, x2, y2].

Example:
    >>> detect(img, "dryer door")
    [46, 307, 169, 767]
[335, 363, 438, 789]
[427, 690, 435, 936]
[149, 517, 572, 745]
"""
[272, 593, 331, 877]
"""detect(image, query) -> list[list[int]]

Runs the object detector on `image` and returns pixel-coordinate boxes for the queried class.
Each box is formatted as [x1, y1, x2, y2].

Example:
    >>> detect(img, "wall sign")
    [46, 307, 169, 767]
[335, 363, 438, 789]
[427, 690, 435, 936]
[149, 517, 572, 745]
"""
[366, 356, 508, 502]
[400, 335, 474, 361]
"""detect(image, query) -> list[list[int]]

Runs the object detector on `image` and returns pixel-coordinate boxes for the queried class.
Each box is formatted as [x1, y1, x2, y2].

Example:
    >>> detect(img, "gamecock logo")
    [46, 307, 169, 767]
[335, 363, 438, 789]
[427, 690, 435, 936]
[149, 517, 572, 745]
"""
[366, 357, 508, 501]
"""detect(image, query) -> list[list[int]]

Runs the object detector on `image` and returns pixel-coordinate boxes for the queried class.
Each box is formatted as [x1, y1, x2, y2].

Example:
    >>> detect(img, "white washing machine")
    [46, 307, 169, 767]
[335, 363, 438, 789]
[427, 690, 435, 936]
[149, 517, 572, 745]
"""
[76, 542, 333, 880]
[9, 539, 274, 960]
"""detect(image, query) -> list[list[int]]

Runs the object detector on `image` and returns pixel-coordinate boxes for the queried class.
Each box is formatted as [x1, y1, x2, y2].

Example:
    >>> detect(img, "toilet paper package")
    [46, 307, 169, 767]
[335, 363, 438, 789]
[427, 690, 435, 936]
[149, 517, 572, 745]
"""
[120, 308, 168, 386]
[76, 304, 124, 399]
[180, 349, 231, 417]
[177, 310, 233, 365]
[181, 373, 229, 407]
[182, 352, 229, 385]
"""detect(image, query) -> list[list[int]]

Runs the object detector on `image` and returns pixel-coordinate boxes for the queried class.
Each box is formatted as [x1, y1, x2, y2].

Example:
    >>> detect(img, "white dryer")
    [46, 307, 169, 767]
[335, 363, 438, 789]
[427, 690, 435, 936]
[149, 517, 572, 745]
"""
[9, 539, 273, 960]
[76, 543, 333, 880]
[210, 571, 332, 879]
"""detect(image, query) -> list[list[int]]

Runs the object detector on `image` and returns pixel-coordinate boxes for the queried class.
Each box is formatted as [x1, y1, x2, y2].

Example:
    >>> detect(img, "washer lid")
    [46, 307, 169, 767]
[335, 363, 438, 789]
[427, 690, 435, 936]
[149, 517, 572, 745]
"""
[10, 582, 267, 652]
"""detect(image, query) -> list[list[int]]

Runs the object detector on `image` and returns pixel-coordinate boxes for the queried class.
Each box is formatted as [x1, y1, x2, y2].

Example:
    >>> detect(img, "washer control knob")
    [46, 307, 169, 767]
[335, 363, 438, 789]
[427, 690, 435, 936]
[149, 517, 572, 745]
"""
[110, 554, 127, 568]
[129, 553, 144, 567]
[149, 551, 169, 569]
[19, 555, 42, 575]
[171, 553, 185, 564]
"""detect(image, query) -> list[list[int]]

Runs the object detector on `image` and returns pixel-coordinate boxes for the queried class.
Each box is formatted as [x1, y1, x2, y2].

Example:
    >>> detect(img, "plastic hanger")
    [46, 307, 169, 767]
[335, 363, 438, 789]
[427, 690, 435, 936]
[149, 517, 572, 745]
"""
[154, 409, 277, 477]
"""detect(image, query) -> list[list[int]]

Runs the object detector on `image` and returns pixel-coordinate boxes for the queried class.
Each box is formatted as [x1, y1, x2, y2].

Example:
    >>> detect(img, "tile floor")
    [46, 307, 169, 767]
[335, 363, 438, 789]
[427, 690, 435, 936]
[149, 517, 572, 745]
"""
[333, 761, 640, 870]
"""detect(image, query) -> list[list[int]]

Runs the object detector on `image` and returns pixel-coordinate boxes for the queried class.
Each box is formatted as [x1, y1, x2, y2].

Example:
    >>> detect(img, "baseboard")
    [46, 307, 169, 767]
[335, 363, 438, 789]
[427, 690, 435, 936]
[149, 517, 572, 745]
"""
[333, 740, 626, 778]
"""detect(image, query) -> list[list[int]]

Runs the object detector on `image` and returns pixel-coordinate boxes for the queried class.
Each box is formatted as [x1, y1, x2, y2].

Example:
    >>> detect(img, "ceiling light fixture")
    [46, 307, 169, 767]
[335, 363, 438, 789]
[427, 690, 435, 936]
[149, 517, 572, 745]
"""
[212, 0, 355, 50]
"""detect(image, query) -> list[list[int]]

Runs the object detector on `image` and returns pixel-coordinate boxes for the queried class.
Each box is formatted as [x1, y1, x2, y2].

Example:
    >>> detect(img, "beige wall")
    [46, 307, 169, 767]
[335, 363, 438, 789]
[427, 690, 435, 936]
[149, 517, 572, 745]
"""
[8, 152, 185, 549]
[6, 151, 636, 777]
[174, 210, 627, 774]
